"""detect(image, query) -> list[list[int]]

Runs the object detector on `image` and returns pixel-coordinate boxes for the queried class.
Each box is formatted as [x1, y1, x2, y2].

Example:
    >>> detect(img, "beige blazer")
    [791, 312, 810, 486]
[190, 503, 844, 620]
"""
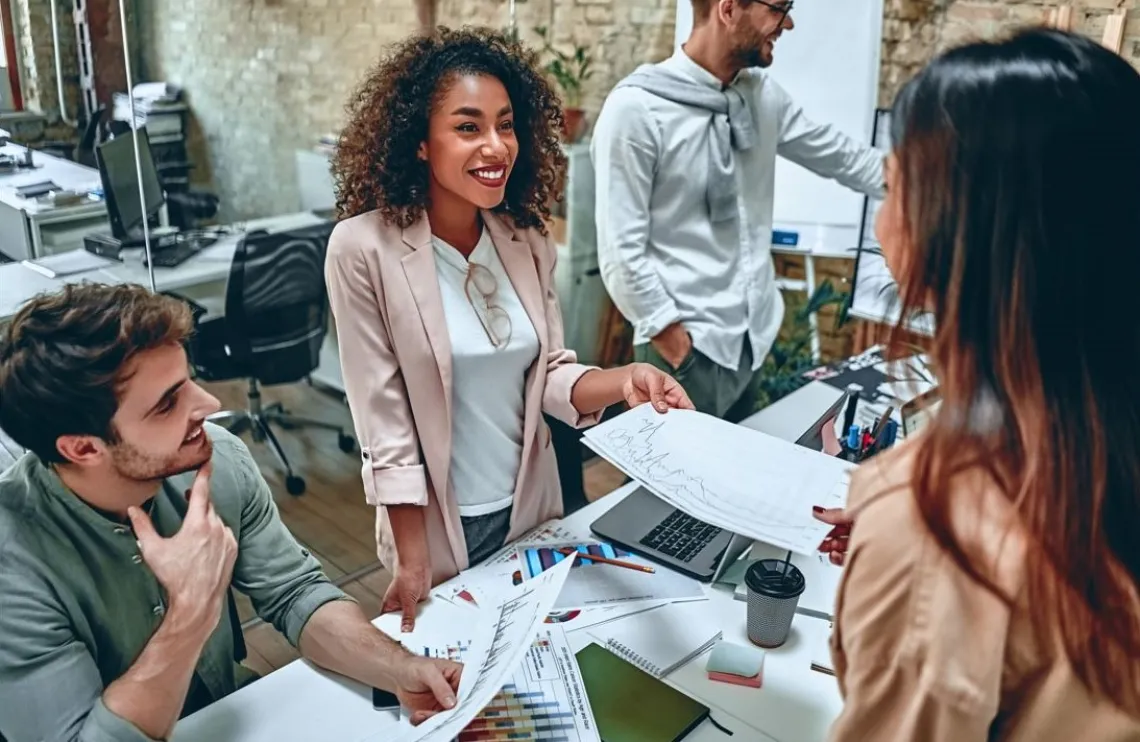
[830, 440, 1140, 742]
[325, 210, 600, 585]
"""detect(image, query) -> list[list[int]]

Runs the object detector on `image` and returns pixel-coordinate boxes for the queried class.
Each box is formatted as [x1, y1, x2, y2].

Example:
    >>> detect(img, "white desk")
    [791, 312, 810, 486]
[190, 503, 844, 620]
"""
[1, 212, 326, 320]
[175, 385, 846, 742]
[0, 143, 108, 260]
[0, 210, 346, 393]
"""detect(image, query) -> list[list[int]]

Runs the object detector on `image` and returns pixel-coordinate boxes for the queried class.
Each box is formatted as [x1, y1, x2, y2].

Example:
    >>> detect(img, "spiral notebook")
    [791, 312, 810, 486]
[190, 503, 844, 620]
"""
[589, 601, 722, 678]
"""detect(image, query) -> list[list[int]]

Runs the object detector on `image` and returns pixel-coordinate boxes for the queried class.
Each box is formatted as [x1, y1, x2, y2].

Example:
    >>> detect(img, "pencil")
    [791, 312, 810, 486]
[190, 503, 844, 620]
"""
[558, 547, 656, 574]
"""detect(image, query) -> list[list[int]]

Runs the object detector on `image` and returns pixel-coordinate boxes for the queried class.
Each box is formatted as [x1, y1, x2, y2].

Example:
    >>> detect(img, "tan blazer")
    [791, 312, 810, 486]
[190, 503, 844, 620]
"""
[325, 210, 600, 584]
[830, 440, 1140, 742]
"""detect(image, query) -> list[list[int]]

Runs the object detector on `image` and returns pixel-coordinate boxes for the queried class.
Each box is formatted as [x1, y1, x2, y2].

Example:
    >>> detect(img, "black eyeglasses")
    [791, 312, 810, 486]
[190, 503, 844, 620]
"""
[751, 0, 794, 20]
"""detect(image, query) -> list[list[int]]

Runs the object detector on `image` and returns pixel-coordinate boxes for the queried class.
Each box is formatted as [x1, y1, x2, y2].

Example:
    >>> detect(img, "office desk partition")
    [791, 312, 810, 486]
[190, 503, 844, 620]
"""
[175, 383, 847, 742]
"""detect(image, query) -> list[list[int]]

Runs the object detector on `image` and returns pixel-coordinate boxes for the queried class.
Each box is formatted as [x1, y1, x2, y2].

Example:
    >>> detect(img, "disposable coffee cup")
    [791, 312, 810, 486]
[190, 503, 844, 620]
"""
[745, 558, 806, 648]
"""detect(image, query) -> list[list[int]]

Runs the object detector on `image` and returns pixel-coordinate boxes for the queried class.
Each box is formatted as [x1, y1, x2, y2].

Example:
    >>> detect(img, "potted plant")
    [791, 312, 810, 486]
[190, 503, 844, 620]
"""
[534, 26, 594, 142]
[755, 280, 850, 409]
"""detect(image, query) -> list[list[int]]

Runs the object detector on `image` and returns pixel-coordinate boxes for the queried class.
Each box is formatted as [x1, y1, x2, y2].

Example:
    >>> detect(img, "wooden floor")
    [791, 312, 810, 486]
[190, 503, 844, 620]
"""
[200, 379, 627, 678]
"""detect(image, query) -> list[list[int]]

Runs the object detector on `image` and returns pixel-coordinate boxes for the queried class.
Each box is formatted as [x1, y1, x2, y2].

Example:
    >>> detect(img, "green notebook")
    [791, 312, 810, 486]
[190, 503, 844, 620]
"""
[576, 642, 710, 742]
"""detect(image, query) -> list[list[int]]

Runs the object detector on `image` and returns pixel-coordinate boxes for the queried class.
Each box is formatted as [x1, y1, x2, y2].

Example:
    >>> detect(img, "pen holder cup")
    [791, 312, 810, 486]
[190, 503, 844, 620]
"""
[745, 559, 806, 649]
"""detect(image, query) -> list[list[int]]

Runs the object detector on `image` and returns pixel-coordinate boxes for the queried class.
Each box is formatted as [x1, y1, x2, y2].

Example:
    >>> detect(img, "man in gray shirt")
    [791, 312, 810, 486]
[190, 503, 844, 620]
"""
[593, 0, 884, 420]
[0, 283, 461, 742]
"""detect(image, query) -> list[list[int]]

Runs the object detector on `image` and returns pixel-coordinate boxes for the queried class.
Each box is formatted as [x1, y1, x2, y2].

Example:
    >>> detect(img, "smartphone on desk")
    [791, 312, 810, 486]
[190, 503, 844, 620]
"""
[372, 687, 400, 712]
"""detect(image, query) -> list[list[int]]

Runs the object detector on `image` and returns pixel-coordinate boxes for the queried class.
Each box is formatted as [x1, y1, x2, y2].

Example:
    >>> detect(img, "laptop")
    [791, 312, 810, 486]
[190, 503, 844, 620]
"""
[589, 390, 850, 582]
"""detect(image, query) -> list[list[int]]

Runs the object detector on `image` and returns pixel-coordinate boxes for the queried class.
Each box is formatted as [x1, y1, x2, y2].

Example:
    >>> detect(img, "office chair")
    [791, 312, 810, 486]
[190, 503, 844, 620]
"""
[74, 106, 106, 168]
[184, 222, 355, 496]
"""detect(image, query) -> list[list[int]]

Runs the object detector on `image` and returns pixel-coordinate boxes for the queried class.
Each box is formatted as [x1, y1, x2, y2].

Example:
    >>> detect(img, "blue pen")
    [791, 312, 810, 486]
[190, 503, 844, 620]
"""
[846, 424, 861, 451]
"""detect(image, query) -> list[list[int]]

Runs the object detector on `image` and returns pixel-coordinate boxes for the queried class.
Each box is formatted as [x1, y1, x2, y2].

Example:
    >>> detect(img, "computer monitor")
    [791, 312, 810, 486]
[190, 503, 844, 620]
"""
[95, 127, 165, 241]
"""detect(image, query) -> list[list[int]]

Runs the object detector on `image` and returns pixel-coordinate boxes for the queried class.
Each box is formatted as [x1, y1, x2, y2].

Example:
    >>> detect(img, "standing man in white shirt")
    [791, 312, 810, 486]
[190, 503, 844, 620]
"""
[592, 0, 885, 420]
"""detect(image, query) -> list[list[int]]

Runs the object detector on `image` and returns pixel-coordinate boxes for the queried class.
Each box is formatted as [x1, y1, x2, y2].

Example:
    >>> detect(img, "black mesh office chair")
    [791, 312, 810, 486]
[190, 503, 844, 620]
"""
[186, 222, 355, 495]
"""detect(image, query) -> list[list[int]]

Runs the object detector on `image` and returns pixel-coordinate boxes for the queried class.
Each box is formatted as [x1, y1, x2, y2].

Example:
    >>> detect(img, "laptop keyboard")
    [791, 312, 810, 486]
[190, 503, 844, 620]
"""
[639, 510, 723, 562]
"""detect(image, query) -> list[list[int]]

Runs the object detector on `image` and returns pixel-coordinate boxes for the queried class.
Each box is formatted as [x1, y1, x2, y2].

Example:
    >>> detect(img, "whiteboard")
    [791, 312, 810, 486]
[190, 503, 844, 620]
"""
[674, 0, 884, 228]
[849, 109, 899, 323]
[849, 110, 933, 335]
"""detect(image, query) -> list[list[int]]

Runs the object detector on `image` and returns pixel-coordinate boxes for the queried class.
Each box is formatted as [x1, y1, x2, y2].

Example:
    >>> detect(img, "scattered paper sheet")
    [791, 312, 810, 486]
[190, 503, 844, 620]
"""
[431, 520, 583, 609]
[517, 541, 706, 610]
[407, 625, 600, 741]
[583, 406, 853, 556]
[367, 557, 576, 742]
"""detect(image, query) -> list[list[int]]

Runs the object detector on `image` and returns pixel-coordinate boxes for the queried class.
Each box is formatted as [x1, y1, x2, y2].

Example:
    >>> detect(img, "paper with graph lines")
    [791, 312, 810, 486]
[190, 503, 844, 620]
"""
[583, 406, 854, 555]
[410, 624, 599, 742]
[366, 557, 577, 742]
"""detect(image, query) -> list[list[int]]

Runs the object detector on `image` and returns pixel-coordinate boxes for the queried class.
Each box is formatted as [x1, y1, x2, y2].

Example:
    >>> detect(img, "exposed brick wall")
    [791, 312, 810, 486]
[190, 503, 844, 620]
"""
[136, 0, 674, 221]
[879, 0, 1140, 105]
[435, 0, 675, 113]
[136, 0, 421, 221]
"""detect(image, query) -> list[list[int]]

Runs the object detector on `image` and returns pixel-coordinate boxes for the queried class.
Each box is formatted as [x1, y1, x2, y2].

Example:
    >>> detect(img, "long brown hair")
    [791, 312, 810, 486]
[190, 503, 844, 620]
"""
[889, 28, 1140, 711]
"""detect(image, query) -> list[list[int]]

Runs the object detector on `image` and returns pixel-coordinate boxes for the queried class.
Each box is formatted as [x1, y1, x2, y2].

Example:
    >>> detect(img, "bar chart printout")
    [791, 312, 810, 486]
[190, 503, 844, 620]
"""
[422, 626, 599, 742]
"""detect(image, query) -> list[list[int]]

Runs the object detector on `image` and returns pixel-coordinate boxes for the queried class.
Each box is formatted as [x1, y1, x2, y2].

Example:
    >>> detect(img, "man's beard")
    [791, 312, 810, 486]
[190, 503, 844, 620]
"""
[110, 437, 213, 482]
[731, 33, 774, 69]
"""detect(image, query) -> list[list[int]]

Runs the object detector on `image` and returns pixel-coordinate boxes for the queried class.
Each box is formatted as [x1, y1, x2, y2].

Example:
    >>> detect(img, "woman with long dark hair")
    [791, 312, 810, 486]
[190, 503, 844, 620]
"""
[826, 29, 1140, 740]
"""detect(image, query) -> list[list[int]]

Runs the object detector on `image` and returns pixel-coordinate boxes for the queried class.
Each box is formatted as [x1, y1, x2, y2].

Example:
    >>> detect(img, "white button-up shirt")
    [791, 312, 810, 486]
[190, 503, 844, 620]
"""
[592, 49, 885, 372]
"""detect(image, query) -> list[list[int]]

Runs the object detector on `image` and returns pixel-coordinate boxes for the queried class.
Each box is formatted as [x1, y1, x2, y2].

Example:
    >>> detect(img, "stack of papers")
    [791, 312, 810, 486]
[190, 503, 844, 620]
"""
[22, 249, 115, 278]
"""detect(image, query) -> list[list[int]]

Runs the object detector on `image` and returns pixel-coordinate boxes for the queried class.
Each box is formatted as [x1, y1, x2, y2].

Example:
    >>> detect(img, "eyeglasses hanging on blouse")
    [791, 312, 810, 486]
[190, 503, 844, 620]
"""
[464, 262, 513, 349]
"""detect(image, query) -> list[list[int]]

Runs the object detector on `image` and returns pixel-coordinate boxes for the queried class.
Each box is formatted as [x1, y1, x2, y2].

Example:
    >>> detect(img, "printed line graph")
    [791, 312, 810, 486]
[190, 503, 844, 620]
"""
[584, 406, 854, 555]
[598, 417, 716, 506]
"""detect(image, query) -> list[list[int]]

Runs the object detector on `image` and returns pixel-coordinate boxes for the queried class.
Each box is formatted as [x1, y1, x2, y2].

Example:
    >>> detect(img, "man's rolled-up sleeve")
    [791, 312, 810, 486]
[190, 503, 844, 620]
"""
[221, 435, 351, 646]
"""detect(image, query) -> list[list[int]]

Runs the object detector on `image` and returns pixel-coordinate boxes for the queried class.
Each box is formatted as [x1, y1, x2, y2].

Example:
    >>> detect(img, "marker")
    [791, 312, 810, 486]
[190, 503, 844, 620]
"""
[842, 387, 860, 433]
[846, 424, 861, 451]
[882, 420, 899, 449]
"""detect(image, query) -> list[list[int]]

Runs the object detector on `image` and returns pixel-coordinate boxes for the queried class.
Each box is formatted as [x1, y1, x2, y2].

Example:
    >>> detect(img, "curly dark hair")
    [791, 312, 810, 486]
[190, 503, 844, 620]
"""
[333, 26, 566, 232]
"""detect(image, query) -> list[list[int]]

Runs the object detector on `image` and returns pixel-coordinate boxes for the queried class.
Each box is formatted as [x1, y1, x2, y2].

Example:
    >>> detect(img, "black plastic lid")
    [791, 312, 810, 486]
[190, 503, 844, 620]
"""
[745, 558, 807, 600]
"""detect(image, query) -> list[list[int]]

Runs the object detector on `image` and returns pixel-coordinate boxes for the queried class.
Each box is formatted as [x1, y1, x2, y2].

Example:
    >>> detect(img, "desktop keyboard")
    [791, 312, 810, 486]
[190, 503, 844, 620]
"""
[142, 233, 220, 268]
[639, 510, 724, 563]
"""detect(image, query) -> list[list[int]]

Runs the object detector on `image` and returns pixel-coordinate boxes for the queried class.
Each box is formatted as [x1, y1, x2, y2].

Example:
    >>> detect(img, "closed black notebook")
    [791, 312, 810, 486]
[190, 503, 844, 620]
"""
[575, 642, 709, 742]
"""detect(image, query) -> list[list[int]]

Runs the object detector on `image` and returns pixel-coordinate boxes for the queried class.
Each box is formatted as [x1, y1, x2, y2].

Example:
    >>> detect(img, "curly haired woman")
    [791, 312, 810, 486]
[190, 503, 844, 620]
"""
[326, 27, 692, 631]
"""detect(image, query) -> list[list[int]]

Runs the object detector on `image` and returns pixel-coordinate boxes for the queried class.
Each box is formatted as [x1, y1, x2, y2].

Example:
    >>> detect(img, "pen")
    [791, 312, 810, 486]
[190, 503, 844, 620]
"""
[870, 407, 895, 444]
[869, 406, 895, 441]
[558, 547, 656, 574]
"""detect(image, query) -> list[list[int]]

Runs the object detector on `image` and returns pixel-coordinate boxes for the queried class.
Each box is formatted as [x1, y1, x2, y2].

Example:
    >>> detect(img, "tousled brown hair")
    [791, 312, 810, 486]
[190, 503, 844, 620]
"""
[333, 26, 565, 231]
[888, 28, 1140, 712]
[0, 283, 193, 462]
